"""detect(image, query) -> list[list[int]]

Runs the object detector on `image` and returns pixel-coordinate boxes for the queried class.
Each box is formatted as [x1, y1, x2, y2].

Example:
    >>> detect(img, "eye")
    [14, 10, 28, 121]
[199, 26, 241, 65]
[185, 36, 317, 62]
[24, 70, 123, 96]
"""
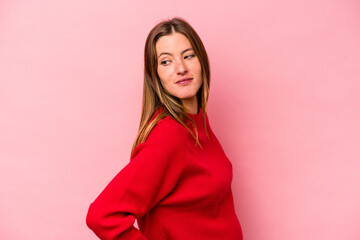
[160, 60, 170, 65]
[184, 54, 195, 59]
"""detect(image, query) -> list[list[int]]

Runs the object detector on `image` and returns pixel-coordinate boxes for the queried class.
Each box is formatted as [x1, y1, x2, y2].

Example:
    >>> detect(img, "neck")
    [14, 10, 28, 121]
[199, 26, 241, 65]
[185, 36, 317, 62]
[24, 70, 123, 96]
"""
[181, 96, 198, 114]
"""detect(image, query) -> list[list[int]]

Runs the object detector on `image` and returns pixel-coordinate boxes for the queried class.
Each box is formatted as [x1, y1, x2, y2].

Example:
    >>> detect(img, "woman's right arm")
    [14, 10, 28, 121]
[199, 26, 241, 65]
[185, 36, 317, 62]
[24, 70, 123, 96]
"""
[86, 120, 190, 240]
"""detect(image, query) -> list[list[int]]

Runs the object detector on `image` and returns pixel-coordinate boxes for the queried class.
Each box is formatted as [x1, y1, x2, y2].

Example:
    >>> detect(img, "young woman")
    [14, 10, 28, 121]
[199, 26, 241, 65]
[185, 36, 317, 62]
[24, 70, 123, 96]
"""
[86, 17, 243, 240]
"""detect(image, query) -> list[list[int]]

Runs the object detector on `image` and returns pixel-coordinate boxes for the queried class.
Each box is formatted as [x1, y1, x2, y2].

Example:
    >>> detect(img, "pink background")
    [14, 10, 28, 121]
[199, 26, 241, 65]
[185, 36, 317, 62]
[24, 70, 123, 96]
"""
[1, 0, 359, 239]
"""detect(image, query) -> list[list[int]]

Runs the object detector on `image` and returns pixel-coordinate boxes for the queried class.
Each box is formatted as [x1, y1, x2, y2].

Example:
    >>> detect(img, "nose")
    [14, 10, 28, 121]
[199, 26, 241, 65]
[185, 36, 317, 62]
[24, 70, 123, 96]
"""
[176, 59, 188, 75]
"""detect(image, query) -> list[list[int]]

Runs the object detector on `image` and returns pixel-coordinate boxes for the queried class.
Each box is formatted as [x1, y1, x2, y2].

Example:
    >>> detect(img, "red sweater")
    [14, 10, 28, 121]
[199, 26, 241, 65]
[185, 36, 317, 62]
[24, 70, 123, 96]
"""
[86, 108, 243, 239]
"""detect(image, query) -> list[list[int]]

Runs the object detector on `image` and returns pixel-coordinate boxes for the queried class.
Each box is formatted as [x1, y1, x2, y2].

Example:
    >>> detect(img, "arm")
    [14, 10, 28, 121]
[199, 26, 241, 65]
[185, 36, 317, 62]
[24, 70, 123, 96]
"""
[86, 120, 190, 239]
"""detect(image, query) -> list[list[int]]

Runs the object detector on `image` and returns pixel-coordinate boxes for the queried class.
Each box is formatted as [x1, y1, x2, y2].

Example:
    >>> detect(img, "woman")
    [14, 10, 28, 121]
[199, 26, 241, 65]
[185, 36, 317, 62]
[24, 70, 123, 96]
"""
[86, 17, 243, 240]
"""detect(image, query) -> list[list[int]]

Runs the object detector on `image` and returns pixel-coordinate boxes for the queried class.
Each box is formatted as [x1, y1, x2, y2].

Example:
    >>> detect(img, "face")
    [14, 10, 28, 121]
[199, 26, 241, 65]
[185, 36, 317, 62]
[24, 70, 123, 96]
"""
[156, 32, 202, 105]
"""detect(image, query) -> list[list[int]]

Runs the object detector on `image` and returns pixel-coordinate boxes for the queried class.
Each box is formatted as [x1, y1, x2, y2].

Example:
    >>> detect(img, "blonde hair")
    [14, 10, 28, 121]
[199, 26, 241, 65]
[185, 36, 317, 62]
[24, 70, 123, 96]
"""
[132, 17, 210, 152]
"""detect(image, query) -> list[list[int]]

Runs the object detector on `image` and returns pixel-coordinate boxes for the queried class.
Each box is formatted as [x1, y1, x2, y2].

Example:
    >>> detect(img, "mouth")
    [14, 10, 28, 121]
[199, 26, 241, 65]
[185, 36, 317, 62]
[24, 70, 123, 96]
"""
[176, 77, 193, 85]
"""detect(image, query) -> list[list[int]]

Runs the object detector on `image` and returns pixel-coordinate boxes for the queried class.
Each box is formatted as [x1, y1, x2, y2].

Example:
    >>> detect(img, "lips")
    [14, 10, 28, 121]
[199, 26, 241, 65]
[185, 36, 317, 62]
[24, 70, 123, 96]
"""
[176, 77, 193, 84]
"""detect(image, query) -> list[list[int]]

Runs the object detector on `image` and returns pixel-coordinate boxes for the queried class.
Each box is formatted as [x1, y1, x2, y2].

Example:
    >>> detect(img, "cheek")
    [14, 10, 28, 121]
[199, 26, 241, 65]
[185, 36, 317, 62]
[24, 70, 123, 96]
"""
[157, 68, 171, 91]
[157, 66, 162, 79]
[157, 68, 165, 83]
[194, 63, 202, 80]
[192, 60, 201, 74]
[157, 67, 174, 84]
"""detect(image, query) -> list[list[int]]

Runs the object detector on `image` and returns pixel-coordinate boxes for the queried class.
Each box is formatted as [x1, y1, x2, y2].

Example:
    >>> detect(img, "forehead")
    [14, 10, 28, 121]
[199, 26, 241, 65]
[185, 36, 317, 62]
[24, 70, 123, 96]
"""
[156, 32, 192, 55]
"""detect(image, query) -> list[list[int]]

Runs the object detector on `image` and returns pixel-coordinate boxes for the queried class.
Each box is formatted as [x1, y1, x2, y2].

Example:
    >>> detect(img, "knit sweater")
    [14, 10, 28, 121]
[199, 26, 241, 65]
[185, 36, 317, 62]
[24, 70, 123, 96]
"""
[86, 108, 243, 240]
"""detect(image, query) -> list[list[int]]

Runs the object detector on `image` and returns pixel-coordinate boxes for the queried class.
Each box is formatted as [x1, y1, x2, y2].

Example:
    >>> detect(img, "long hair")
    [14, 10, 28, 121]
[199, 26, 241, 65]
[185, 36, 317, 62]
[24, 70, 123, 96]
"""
[132, 17, 210, 152]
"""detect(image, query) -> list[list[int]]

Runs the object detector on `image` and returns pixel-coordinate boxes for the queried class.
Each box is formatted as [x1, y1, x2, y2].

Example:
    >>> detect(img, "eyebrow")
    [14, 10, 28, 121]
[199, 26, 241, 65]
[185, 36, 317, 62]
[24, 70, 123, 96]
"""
[157, 48, 193, 59]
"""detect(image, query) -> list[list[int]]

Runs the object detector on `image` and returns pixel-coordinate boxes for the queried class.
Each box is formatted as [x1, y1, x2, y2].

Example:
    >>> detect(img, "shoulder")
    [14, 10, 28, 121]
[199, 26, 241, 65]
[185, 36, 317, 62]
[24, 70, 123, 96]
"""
[146, 116, 191, 146]
[130, 116, 192, 165]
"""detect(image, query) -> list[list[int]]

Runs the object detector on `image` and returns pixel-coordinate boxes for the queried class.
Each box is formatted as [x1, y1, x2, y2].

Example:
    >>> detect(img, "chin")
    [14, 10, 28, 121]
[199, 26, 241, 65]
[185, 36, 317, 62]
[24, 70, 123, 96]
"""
[176, 91, 198, 100]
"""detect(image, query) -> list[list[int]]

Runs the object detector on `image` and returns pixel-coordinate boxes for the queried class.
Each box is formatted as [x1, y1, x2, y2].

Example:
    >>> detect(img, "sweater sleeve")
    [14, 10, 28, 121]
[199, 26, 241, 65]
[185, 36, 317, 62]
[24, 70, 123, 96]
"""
[86, 119, 191, 240]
